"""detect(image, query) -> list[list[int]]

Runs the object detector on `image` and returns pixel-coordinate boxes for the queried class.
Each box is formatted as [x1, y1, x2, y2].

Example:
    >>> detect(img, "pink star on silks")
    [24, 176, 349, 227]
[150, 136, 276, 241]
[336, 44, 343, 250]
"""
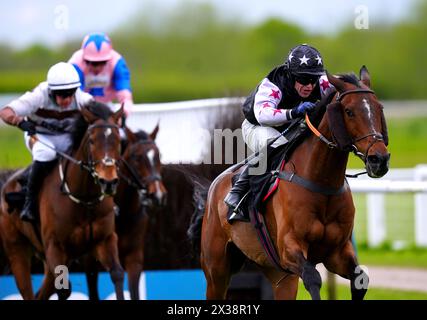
[269, 89, 280, 99]
[320, 79, 330, 90]
[262, 102, 270, 108]
[272, 108, 282, 116]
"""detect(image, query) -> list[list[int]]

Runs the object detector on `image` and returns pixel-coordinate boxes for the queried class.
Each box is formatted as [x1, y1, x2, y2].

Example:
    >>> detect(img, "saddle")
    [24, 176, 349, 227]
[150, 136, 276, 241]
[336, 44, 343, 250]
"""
[226, 118, 310, 222]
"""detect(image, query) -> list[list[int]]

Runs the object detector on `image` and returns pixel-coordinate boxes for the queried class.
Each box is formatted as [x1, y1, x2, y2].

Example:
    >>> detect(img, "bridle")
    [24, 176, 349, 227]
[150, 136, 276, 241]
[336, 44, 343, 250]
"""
[59, 122, 121, 206]
[118, 139, 163, 205]
[306, 88, 386, 163]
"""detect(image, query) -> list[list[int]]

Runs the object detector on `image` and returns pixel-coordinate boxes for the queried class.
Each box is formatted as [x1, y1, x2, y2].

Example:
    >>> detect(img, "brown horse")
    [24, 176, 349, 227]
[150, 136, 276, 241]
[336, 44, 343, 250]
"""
[0, 102, 125, 300]
[85, 125, 167, 300]
[192, 66, 390, 300]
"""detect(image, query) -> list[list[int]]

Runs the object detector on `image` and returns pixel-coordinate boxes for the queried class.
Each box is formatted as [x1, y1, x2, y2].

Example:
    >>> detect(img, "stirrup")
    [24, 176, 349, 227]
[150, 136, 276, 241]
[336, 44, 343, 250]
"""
[228, 191, 250, 222]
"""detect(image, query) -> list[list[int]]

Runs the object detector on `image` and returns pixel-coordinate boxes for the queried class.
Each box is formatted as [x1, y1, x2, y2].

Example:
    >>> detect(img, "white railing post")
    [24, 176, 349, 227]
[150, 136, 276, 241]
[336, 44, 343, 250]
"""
[415, 165, 427, 247]
[367, 193, 386, 247]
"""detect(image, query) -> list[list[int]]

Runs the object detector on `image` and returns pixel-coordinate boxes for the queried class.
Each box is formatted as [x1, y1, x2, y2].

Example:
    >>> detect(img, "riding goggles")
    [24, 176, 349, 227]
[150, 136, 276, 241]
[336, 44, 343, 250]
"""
[52, 88, 77, 98]
[294, 74, 320, 86]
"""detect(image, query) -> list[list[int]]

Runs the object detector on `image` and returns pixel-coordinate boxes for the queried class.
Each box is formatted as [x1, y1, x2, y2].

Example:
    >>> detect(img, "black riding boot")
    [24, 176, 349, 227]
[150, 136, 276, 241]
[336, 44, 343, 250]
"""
[20, 160, 55, 222]
[224, 165, 251, 222]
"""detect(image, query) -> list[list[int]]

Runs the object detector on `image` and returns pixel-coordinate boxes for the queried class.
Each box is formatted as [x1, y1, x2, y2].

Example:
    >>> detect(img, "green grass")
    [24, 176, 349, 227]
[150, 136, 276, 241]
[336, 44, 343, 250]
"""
[357, 248, 427, 269]
[0, 127, 31, 168]
[353, 193, 416, 247]
[296, 282, 427, 300]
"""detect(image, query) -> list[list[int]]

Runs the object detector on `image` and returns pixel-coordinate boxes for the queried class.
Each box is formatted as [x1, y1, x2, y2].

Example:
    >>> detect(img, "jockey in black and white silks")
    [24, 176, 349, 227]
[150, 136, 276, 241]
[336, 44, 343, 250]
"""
[225, 44, 336, 222]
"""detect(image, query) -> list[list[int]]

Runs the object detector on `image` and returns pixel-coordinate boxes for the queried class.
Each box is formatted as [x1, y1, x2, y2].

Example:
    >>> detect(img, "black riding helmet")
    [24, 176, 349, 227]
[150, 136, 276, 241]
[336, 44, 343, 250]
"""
[284, 44, 325, 77]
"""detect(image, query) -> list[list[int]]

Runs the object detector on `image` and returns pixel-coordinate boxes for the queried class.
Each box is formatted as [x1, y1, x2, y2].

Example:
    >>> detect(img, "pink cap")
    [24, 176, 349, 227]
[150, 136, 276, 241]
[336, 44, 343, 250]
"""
[82, 33, 113, 62]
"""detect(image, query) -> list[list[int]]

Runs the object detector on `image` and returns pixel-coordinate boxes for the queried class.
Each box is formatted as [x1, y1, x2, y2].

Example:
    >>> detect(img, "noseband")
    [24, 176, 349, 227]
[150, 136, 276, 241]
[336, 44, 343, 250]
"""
[84, 123, 120, 182]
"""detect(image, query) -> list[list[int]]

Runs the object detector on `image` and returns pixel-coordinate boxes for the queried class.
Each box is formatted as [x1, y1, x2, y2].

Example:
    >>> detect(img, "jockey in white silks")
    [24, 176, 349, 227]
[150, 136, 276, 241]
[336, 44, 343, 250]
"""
[0, 62, 94, 222]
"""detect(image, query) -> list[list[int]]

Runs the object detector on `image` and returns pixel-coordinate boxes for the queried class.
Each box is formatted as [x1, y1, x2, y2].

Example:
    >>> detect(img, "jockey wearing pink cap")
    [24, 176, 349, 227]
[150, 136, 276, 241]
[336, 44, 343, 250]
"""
[68, 32, 133, 117]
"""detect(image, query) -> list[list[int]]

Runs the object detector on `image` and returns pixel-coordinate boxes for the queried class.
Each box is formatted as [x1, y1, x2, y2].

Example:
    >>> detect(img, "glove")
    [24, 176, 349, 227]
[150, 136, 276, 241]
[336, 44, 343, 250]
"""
[293, 101, 316, 117]
[18, 120, 36, 136]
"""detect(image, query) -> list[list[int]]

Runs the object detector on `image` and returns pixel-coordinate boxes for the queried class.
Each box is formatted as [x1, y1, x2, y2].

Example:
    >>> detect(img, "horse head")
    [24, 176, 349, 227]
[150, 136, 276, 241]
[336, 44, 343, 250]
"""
[123, 124, 167, 207]
[326, 66, 390, 178]
[79, 102, 123, 196]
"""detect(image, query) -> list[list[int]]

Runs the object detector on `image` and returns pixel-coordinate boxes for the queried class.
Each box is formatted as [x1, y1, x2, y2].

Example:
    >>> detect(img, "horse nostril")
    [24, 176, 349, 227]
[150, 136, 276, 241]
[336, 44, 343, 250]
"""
[367, 155, 380, 164]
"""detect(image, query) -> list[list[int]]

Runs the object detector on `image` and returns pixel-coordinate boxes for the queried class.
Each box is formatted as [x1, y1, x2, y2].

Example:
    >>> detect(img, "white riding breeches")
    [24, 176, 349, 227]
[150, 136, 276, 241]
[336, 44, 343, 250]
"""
[24, 133, 72, 162]
[241, 119, 288, 153]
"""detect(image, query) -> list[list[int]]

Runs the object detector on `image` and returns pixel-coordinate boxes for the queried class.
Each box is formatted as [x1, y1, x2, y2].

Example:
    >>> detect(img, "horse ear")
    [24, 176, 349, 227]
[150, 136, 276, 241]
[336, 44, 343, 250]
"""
[80, 106, 97, 123]
[326, 71, 346, 92]
[360, 65, 371, 88]
[112, 103, 124, 125]
[327, 102, 353, 150]
[125, 126, 137, 143]
[150, 122, 159, 141]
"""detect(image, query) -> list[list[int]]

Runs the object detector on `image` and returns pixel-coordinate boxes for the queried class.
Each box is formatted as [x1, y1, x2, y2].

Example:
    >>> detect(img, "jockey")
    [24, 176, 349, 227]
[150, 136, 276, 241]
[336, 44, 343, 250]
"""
[68, 32, 133, 120]
[0, 62, 93, 222]
[225, 44, 336, 222]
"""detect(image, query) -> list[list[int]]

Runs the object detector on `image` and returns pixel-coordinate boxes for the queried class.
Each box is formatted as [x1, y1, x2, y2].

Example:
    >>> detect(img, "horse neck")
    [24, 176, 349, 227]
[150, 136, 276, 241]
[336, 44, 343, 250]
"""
[115, 147, 141, 212]
[293, 116, 349, 189]
[66, 134, 100, 195]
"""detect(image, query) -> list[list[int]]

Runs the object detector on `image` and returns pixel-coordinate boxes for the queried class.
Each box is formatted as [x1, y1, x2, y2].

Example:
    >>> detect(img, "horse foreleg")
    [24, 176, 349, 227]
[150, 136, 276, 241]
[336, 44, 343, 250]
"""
[95, 232, 125, 300]
[324, 241, 368, 300]
[124, 251, 144, 300]
[282, 236, 322, 300]
[84, 256, 100, 301]
[261, 267, 299, 300]
[35, 262, 56, 300]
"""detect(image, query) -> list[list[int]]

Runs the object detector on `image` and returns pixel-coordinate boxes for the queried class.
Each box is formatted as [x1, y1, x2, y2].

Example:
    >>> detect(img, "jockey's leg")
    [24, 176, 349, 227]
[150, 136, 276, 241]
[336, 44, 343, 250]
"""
[21, 134, 59, 222]
[20, 160, 55, 222]
[225, 120, 288, 223]
[224, 165, 251, 222]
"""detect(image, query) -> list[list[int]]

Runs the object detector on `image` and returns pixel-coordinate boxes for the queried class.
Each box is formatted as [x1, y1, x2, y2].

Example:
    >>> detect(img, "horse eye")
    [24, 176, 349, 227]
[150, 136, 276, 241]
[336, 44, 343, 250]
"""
[345, 109, 354, 117]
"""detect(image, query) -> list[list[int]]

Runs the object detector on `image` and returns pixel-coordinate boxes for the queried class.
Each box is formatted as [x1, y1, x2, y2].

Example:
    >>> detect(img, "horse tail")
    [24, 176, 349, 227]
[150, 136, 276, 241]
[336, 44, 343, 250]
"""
[187, 178, 210, 256]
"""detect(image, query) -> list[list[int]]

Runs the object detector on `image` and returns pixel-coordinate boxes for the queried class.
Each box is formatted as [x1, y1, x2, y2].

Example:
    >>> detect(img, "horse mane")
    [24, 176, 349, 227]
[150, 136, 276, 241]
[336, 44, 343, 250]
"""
[337, 73, 361, 88]
[71, 101, 115, 151]
[134, 130, 150, 141]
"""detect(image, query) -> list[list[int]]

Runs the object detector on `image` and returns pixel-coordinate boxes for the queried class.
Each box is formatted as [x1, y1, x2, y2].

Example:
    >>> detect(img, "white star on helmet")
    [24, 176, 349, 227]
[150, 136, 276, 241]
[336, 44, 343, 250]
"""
[315, 55, 323, 65]
[299, 55, 310, 65]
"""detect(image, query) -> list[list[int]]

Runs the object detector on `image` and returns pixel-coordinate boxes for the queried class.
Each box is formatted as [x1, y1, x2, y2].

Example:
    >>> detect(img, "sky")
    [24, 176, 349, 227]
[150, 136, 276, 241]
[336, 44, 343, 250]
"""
[0, 0, 419, 48]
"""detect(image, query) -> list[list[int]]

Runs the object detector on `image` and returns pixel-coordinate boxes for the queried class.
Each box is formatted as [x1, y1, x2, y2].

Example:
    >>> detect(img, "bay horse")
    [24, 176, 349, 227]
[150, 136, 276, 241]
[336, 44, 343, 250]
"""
[0, 101, 125, 300]
[191, 66, 390, 300]
[85, 125, 167, 300]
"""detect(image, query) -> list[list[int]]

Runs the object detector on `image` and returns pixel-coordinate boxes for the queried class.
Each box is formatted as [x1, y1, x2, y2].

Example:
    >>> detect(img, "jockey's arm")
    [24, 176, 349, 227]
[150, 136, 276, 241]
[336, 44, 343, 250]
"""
[0, 106, 23, 126]
[0, 84, 45, 127]
[116, 90, 133, 117]
[113, 57, 133, 117]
